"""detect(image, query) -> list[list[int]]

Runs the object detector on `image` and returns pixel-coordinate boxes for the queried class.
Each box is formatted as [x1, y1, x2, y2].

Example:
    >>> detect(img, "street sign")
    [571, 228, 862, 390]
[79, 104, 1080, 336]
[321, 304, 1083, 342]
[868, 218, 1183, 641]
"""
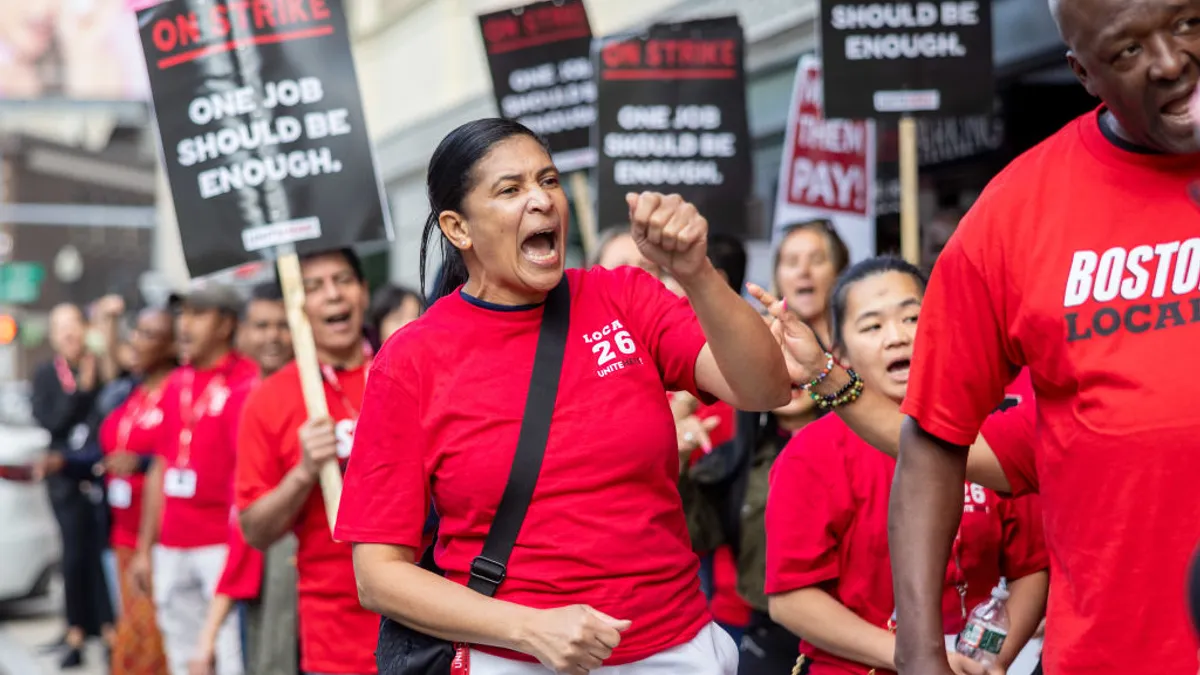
[0, 263, 46, 304]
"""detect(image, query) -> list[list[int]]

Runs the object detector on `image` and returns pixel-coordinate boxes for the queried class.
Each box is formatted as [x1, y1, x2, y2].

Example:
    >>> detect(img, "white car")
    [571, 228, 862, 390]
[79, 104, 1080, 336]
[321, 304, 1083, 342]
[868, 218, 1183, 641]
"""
[0, 422, 61, 603]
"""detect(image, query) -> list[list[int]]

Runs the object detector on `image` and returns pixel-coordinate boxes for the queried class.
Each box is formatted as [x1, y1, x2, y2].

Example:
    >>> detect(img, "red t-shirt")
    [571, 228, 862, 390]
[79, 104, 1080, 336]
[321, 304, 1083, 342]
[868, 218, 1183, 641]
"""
[336, 266, 713, 665]
[236, 360, 378, 675]
[99, 384, 167, 550]
[764, 414, 1047, 675]
[980, 396, 1040, 498]
[157, 353, 258, 549]
[900, 107, 1200, 674]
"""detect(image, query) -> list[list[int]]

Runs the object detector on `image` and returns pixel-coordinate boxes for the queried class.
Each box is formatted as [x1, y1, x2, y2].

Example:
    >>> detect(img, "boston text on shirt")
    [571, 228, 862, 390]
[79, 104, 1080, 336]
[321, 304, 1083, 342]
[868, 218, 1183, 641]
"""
[1062, 238, 1200, 342]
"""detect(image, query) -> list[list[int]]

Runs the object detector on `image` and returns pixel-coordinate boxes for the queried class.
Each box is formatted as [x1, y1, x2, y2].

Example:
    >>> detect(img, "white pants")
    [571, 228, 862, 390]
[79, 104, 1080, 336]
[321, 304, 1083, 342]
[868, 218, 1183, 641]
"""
[154, 544, 244, 675]
[468, 622, 738, 675]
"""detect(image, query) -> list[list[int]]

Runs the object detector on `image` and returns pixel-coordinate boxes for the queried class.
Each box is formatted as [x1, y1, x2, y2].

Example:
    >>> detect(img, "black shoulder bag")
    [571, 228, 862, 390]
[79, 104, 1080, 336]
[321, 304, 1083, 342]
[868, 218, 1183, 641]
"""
[376, 278, 571, 675]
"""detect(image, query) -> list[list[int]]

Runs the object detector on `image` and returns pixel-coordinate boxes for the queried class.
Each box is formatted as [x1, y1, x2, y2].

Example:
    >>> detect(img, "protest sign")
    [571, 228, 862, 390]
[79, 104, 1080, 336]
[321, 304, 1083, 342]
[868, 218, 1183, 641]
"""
[773, 55, 876, 263]
[819, 0, 994, 118]
[137, 0, 391, 533]
[137, 0, 392, 278]
[478, 0, 596, 173]
[594, 17, 753, 236]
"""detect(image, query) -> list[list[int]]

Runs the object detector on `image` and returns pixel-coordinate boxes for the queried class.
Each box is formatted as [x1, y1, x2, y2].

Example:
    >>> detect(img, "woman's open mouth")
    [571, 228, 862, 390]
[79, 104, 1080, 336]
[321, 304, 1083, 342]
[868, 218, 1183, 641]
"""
[885, 357, 911, 383]
[520, 227, 560, 268]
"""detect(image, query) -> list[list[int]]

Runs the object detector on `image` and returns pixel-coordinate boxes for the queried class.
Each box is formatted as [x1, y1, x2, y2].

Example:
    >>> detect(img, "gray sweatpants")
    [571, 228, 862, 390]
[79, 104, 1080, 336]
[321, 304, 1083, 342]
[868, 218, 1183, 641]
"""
[153, 544, 243, 675]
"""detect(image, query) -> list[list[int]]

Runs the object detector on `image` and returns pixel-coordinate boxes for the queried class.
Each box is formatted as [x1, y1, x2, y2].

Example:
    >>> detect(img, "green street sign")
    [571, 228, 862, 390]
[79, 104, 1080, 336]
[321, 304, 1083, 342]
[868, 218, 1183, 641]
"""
[0, 262, 46, 304]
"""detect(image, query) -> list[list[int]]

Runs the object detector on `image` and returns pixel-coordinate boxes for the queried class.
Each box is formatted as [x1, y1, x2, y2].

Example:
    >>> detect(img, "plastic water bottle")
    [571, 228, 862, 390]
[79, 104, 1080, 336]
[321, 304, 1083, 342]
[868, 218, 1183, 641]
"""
[955, 581, 1010, 667]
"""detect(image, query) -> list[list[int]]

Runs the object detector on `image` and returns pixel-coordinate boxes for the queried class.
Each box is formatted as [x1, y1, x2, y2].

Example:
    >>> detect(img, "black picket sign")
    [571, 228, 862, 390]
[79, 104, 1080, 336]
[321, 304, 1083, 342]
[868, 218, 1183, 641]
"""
[593, 17, 754, 237]
[818, 0, 995, 118]
[478, 0, 597, 173]
[137, 0, 392, 278]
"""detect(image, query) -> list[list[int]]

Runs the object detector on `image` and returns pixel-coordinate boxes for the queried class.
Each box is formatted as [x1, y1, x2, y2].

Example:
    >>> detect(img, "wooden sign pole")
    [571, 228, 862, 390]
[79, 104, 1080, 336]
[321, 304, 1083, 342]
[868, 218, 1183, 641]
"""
[898, 115, 920, 265]
[275, 246, 342, 537]
[569, 171, 599, 262]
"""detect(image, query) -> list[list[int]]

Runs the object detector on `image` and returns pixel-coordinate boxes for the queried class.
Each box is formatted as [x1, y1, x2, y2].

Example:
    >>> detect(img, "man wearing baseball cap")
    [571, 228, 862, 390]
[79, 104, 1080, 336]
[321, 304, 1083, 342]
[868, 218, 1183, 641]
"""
[130, 283, 260, 675]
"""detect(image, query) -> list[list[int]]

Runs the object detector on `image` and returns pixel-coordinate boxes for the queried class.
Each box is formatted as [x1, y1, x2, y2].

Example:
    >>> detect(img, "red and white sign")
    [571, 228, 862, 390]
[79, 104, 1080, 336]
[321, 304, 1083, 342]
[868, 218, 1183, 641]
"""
[772, 55, 876, 263]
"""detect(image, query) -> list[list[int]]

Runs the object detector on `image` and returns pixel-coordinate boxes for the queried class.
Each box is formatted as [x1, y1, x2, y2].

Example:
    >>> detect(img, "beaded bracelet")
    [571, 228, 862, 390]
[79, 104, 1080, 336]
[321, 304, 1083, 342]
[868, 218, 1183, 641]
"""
[808, 368, 865, 411]
[792, 351, 836, 392]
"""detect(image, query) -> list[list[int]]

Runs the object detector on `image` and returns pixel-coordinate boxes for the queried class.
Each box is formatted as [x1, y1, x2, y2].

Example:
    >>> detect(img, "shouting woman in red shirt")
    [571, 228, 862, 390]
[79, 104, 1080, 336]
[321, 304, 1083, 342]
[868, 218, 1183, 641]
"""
[335, 118, 791, 675]
[759, 257, 1049, 675]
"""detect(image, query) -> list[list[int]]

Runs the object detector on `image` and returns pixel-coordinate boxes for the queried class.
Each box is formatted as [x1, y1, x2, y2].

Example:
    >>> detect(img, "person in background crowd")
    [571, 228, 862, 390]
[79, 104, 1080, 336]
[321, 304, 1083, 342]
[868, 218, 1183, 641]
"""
[31, 300, 120, 669]
[237, 281, 302, 675]
[95, 323, 137, 632]
[371, 281, 443, 569]
[100, 306, 176, 675]
[884, 0, 1200, 672]
[682, 226, 849, 673]
[772, 220, 850, 347]
[336, 118, 789, 675]
[193, 281, 301, 675]
[235, 249, 379, 675]
[758, 258, 1048, 675]
[591, 224, 661, 276]
[368, 283, 425, 346]
[238, 283, 293, 378]
[920, 208, 963, 272]
[130, 285, 258, 675]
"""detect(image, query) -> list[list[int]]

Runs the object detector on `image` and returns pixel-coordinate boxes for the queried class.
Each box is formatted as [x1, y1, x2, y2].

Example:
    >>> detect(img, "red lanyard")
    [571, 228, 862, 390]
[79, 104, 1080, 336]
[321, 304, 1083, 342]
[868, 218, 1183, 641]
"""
[55, 357, 77, 394]
[319, 342, 373, 421]
[115, 386, 164, 452]
[177, 367, 228, 468]
[319, 361, 369, 421]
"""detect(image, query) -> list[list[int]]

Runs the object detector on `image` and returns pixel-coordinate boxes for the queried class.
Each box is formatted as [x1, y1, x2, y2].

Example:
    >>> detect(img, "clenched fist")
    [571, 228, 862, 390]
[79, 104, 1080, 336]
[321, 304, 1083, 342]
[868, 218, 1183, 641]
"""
[626, 192, 710, 284]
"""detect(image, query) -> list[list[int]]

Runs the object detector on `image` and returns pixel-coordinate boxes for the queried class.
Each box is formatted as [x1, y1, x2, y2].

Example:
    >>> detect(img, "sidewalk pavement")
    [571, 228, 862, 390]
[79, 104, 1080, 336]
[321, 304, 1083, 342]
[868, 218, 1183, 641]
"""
[0, 587, 107, 675]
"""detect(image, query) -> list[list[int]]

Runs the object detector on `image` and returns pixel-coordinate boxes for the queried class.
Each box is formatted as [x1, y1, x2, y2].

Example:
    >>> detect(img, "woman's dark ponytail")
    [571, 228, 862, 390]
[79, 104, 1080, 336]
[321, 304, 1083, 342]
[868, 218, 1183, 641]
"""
[418, 118, 549, 305]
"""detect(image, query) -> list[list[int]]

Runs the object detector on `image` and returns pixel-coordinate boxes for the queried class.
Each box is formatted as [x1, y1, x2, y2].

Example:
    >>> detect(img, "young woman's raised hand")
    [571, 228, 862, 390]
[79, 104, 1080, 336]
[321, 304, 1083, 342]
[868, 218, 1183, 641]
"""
[746, 283, 829, 385]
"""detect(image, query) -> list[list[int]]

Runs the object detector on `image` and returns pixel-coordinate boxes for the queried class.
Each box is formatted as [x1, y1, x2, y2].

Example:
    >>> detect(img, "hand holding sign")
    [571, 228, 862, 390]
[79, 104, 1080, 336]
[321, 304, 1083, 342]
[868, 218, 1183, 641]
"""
[297, 417, 340, 481]
[627, 192, 709, 284]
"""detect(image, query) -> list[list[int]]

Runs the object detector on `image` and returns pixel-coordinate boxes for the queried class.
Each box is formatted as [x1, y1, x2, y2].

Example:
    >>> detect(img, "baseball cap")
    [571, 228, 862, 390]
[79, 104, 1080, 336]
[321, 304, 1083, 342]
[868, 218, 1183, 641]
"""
[168, 283, 244, 316]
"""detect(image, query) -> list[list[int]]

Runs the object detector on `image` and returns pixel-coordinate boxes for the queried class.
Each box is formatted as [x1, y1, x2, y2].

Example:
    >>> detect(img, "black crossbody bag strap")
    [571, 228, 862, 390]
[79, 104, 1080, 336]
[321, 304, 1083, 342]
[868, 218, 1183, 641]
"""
[465, 277, 570, 597]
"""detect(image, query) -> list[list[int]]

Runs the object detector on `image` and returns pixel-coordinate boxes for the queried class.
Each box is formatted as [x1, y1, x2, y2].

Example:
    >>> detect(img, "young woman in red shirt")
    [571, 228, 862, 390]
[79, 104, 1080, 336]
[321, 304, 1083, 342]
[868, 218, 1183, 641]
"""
[759, 257, 1049, 675]
[335, 118, 792, 675]
[99, 307, 176, 675]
